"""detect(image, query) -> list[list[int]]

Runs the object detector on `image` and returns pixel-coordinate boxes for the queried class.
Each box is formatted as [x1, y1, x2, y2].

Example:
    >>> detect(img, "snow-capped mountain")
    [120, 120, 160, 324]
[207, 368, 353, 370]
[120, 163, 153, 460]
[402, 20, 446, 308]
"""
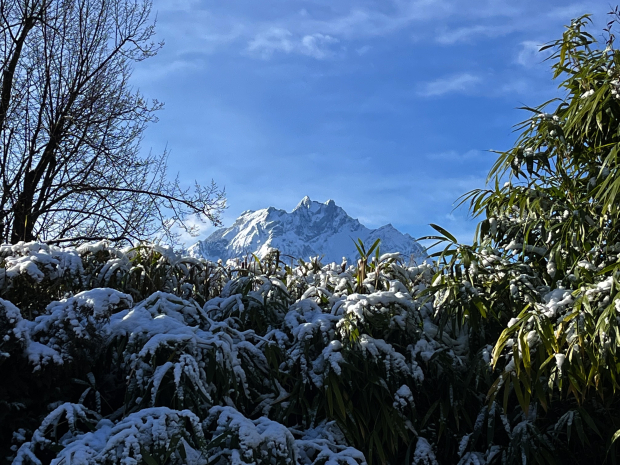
[188, 197, 427, 264]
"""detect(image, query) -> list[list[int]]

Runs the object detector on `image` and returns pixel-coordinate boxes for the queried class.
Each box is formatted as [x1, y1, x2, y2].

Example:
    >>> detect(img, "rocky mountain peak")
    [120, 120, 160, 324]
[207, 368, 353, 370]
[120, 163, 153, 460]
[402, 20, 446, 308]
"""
[188, 197, 427, 264]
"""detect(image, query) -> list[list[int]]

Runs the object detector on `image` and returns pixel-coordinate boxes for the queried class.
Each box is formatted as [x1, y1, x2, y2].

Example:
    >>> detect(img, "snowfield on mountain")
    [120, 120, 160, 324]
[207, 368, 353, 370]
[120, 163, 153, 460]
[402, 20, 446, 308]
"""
[188, 197, 427, 266]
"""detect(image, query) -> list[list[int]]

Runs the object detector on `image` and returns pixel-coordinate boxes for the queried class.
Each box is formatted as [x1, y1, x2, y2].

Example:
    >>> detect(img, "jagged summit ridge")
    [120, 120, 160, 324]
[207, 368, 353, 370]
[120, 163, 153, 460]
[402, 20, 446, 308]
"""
[188, 197, 427, 264]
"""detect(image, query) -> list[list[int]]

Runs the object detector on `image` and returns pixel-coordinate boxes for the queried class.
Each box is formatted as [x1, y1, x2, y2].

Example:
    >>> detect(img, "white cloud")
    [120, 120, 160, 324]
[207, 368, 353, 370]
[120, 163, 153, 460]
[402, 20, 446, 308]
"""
[132, 59, 201, 83]
[516, 40, 551, 67]
[171, 214, 216, 247]
[545, 4, 594, 20]
[435, 24, 508, 44]
[147, 0, 608, 63]
[296, 0, 453, 40]
[356, 45, 371, 55]
[498, 79, 530, 95]
[300, 33, 339, 59]
[153, 12, 246, 57]
[247, 28, 338, 59]
[247, 28, 295, 57]
[198, 26, 246, 51]
[418, 73, 481, 97]
[154, 0, 201, 12]
[426, 149, 487, 162]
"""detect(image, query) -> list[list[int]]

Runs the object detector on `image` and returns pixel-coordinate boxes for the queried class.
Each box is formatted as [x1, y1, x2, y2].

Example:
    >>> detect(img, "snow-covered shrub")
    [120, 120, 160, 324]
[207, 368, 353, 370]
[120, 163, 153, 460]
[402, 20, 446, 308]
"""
[28, 289, 132, 369]
[205, 274, 292, 335]
[203, 406, 297, 464]
[0, 242, 233, 319]
[0, 298, 28, 364]
[14, 404, 207, 465]
[1, 241, 466, 464]
[294, 421, 366, 465]
[0, 242, 84, 317]
[411, 437, 438, 465]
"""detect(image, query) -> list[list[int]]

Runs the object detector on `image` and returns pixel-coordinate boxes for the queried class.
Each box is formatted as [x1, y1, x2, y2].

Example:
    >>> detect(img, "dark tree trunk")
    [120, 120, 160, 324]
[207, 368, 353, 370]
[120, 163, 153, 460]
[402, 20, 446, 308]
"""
[11, 175, 37, 243]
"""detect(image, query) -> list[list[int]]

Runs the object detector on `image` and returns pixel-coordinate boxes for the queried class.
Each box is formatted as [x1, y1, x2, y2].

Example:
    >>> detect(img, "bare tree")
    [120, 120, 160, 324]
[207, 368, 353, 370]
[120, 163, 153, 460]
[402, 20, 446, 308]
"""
[0, 0, 225, 245]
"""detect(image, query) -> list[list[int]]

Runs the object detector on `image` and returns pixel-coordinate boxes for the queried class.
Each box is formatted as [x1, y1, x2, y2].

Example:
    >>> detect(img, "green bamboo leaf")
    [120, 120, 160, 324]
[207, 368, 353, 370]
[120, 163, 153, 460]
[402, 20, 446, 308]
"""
[140, 447, 159, 465]
[520, 330, 531, 376]
[503, 374, 511, 414]
[420, 400, 439, 428]
[326, 384, 334, 417]
[535, 379, 548, 412]
[367, 238, 381, 257]
[417, 235, 450, 241]
[331, 379, 347, 421]
[473, 299, 487, 318]
[574, 414, 588, 446]
[354, 238, 366, 258]
[429, 224, 458, 243]
[577, 407, 602, 439]
[512, 373, 529, 416]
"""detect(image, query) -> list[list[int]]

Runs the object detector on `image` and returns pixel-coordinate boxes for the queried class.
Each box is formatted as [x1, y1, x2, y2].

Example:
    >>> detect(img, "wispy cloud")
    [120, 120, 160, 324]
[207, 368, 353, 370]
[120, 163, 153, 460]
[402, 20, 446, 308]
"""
[138, 0, 608, 250]
[356, 45, 371, 56]
[171, 213, 217, 246]
[247, 28, 295, 56]
[149, 0, 607, 61]
[418, 73, 481, 96]
[545, 4, 595, 20]
[426, 149, 488, 162]
[247, 28, 339, 59]
[515, 40, 554, 67]
[435, 24, 510, 44]
[154, 0, 201, 13]
[306, 0, 452, 39]
[132, 59, 202, 83]
[300, 34, 340, 59]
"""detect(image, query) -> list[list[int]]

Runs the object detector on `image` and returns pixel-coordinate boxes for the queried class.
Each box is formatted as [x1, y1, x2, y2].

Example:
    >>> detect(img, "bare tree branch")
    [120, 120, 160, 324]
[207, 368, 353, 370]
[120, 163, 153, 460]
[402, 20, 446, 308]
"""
[0, 0, 224, 246]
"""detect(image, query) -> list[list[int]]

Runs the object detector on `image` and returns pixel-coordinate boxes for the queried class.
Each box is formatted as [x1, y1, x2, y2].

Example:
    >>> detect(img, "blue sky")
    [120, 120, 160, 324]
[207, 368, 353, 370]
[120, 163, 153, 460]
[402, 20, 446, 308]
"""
[131, 0, 608, 247]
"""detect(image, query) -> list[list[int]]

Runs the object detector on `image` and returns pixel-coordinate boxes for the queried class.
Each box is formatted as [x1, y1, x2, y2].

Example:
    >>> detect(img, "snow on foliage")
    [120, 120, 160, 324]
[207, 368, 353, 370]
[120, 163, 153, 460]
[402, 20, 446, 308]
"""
[0, 240, 460, 464]
[2, 215, 617, 464]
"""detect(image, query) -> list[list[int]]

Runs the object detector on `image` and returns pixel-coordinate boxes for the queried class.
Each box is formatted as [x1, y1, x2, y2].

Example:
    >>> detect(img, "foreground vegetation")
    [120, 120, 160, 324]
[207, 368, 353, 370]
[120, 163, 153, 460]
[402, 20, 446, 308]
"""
[4, 10, 620, 465]
[0, 240, 472, 464]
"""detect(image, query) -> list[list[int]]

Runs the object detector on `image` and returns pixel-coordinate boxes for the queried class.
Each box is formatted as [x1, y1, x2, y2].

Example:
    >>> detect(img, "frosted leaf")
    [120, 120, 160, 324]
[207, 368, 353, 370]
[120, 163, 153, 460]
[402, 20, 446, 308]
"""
[13, 403, 101, 464]
[393, 384, 415, 411]
[412, 437, 438, 465]
[309, 340, 346, 385]
[39, 407, 208, 465]
[457, 452, 486, 465]
[205, 406, 296, 464]
[458, 434, 471, 457]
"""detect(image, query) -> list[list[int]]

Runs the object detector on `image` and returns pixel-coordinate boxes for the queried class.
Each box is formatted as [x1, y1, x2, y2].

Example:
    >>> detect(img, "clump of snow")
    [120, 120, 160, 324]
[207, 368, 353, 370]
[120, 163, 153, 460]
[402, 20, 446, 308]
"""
[412, 437, 439, 465]
[24, 289, 132, 369]
[0, 298, 29, 361]
[15, 405, 207, 465]
[205, 406, 297, 464]
[393, 384, 415, 411]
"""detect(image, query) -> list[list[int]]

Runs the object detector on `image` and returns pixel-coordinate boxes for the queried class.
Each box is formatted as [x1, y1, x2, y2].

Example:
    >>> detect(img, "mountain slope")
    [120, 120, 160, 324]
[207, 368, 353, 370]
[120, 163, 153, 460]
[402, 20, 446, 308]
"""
[188, 197, 427, 264]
